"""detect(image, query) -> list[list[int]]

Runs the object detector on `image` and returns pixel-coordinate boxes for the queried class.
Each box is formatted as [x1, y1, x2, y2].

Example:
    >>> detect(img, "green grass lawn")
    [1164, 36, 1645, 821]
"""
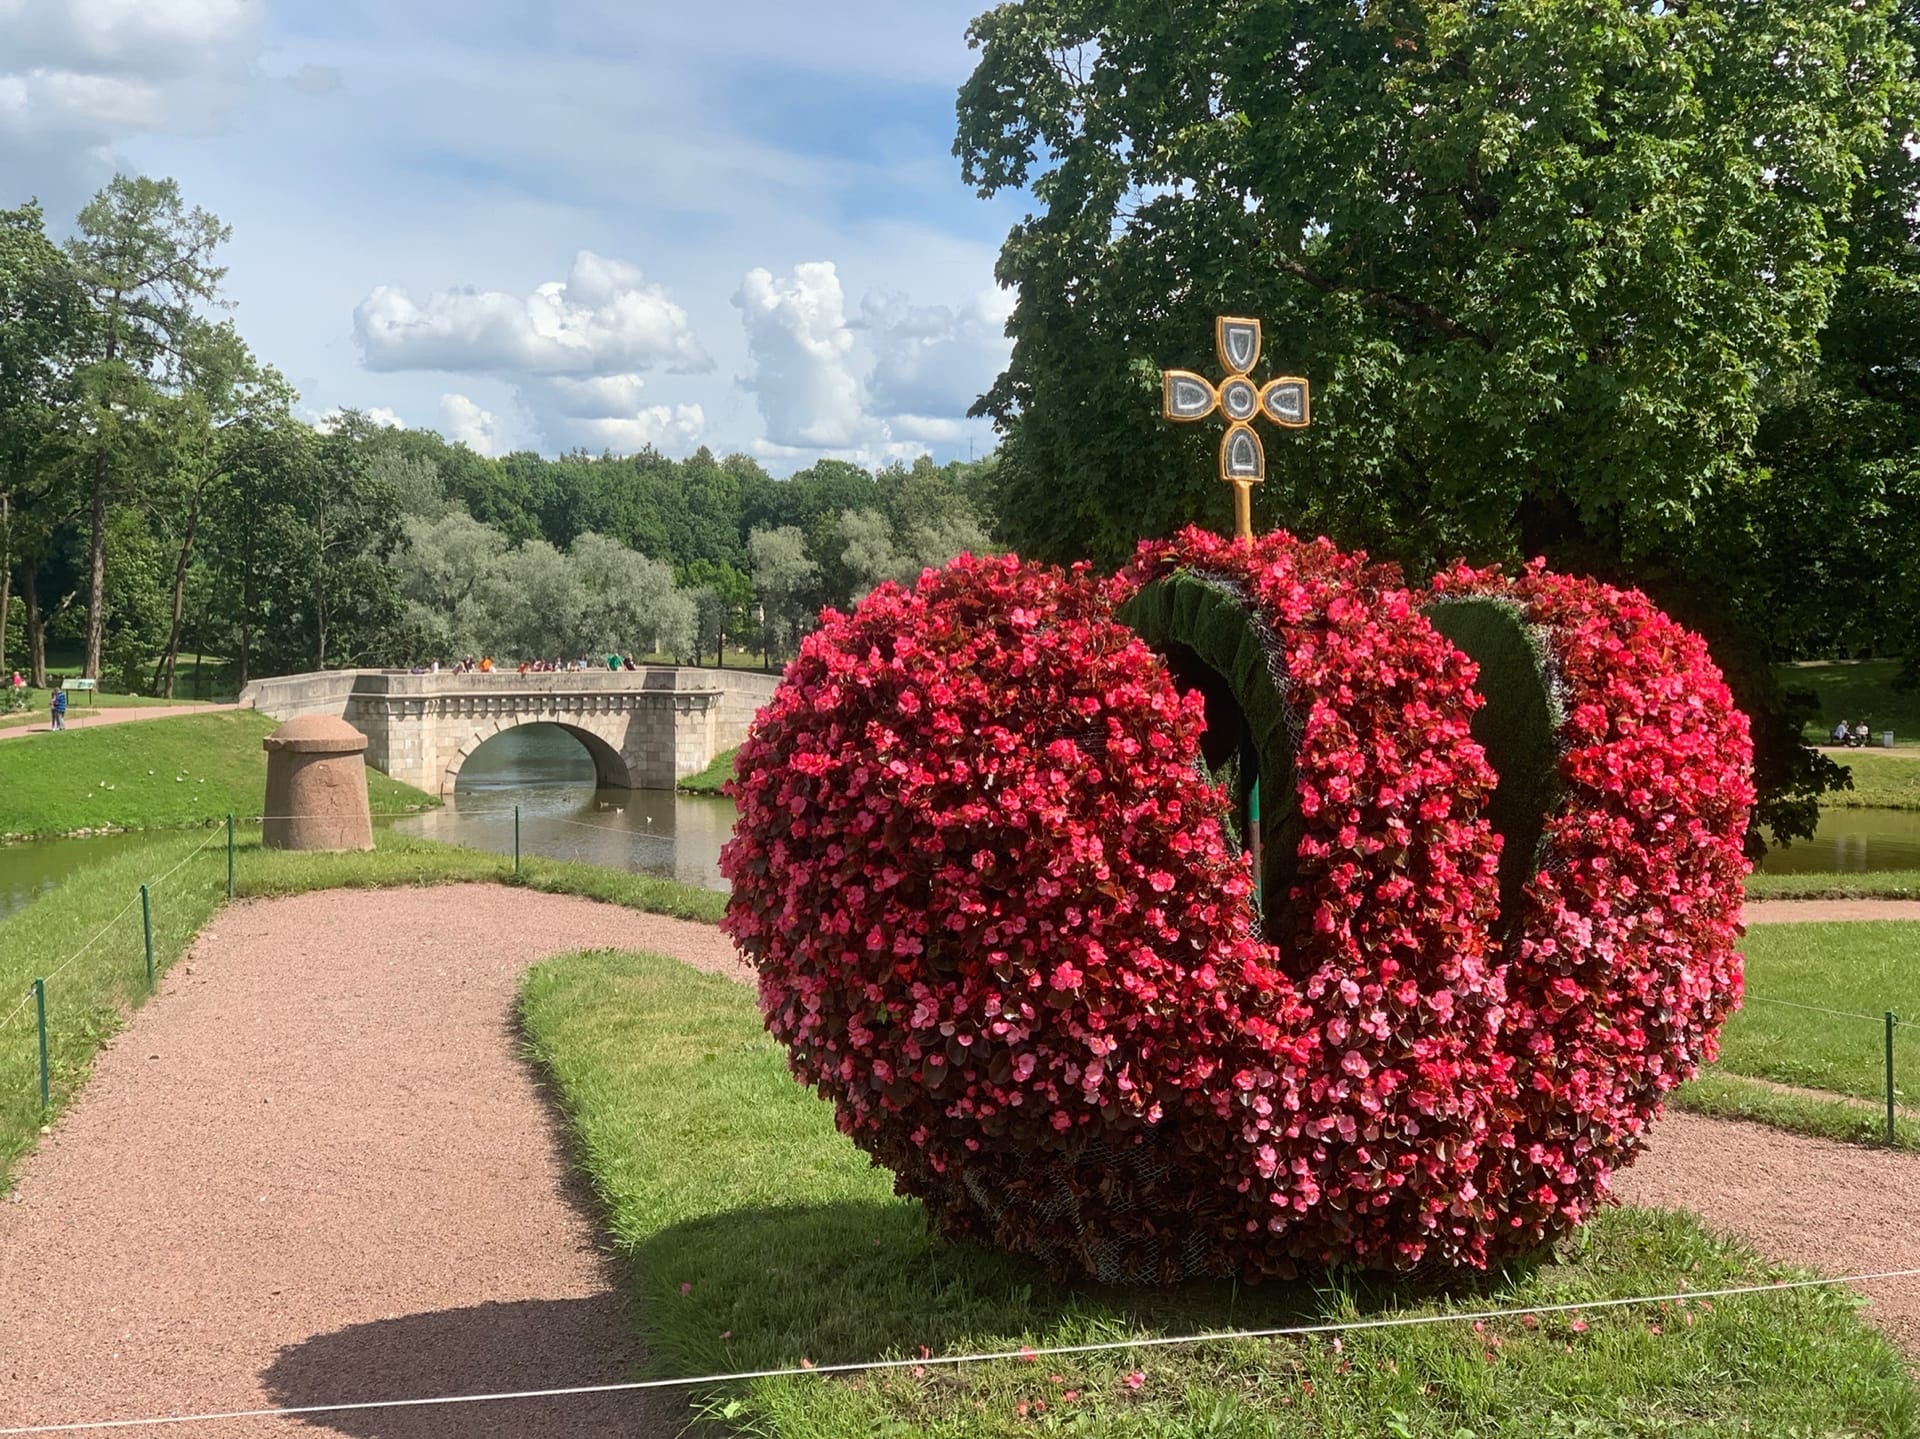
[677, 745, 738, 795]
[1745, 869, 1920, 901]
[521, 951, 1915, 1436]
[0, 710, 436, 838]
[1778, 658, 1919, 750]
[1825, 753, 1920, 811]
[1709, 922, 1920, 1102]
[1673, 921, 1920, 1149]
[0, 831, 724, 1189]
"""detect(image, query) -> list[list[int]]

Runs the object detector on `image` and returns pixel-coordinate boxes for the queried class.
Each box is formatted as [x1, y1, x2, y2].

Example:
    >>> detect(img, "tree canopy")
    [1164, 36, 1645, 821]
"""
[957, 0, 1920, 846]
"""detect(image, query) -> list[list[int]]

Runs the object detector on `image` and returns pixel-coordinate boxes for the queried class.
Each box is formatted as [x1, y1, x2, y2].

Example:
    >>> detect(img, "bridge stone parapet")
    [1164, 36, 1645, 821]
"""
[240, 666, 781, 795]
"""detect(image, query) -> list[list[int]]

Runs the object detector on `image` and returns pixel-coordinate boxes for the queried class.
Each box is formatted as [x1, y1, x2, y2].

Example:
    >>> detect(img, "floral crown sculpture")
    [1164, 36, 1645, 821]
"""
[721, 322, 1752, 1285]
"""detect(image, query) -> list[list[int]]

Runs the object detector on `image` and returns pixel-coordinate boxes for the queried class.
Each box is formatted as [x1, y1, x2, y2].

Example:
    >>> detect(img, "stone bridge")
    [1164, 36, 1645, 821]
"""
[238, 667, 781, 796]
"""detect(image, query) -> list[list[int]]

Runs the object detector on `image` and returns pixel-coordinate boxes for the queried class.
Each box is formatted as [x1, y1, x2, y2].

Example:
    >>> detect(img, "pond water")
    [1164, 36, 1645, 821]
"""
[387, 724, 738, 891]
[3, 724, 1917, 924]
[1755, 806, 1920, 875]
[0, 829, 169, 923]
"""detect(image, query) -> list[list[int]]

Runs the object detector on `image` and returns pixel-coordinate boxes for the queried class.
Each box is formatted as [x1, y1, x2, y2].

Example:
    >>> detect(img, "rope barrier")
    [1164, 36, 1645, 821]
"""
[2, 1265, 1915, 1434]
[1743, 995, 1901, 1026]
[2, 828, 227, 1030]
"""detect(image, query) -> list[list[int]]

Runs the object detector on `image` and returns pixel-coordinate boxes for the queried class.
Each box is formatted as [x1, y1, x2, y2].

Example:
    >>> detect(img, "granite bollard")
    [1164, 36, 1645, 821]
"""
[261, 714, 374, 851]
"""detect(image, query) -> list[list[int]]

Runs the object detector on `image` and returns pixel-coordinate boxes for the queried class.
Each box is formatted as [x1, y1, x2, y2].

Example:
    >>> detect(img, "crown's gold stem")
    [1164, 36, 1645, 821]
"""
[1232, 479, 1254, 542]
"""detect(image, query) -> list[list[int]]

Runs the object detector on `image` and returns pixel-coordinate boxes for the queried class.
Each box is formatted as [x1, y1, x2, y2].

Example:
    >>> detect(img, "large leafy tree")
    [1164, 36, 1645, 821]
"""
[66, 175, 230, 680]
[0, 202, 87, 686]
[957, 0, 1919, 846]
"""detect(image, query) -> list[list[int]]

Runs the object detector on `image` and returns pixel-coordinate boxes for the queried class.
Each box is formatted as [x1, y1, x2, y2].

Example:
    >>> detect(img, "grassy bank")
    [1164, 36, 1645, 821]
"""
[677, 745, 739, 795]
[0, 832, 722, 1188]
[521, 950, 1915, 1436]
[1671, 921, 1920, 1150]
[1826, 752, 1920, 811]
[1779, 658, 1918, 750]
[0, 710, 436, 838]
[1746, 869, 1920, 901]
[1710, 922, 1920, 1102]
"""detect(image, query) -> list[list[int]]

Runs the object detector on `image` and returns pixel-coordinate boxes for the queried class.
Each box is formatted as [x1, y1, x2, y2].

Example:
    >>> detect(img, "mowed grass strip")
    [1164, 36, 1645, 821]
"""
[520, 950, 1917, 1438]
[677, 745, 739, 796]
[0, 710, 436, 838]
[1703, 921, 1920, 1105]
[1827, 753, 1920, 812]
[0, 832, 724, 1188]
[1745, 869, 1920, 902]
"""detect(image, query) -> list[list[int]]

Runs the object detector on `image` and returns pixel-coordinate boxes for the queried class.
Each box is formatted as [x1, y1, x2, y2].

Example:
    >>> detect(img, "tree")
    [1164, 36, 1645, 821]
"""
[838, 508, 905, 601]
[66, 175, 230, 679]
[570, 531, 695, 657]
[956, 0, 1919, 847]
[394, 509, 509, 657]
[0, 202, 82, 686]
[148, 322, 295, 696]
[677, 557, 753, 664]
[748, 525, 818, 664]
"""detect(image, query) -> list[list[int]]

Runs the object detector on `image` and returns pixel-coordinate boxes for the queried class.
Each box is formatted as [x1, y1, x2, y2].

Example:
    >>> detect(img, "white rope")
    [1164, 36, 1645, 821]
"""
[1743, 995, 1897, 1025]
[1, 1266, 1916, 1434]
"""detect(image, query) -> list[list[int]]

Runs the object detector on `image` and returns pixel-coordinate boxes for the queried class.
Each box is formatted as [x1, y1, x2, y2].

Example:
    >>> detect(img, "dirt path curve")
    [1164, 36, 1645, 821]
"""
[1744, 898, 1920, 925]
[0, 702, 244, 740]
[0, 885, 749, 1437]
[1616, 1109, 1920, 1355]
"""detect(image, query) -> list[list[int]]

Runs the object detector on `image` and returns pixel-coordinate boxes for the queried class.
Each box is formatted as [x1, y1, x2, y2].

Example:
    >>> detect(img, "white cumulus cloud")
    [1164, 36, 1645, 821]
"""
[355, 250, 711, 376]
[0, 0, 263, 183]
[732, 261, 1010, 464]
[440, 393, 505, 457]
[732, 261, 866, 450]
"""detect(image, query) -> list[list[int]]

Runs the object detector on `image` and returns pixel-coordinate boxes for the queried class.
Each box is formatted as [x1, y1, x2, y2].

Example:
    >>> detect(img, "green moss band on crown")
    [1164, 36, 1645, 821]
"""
[1115, 572, 1302, 936]
[1117, 579, 1563, 945]
[1420, 596, 1562, 936]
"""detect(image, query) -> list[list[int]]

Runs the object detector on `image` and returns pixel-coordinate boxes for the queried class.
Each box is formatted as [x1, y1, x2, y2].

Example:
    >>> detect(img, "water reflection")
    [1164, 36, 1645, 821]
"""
[0, 830, 166, 922]
[388, 724, 736, 891]
[1757, 807, 1920, 875]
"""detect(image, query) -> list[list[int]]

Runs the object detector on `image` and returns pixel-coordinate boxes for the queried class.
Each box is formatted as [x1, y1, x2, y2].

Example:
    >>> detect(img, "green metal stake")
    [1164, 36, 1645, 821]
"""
[226, 812, 235, 899]
[33, 978, 48, 1110]
[1888, 1011, 1899, 1147]
[1248, 776, 1263, 914]
[514, 804, 522, 876]
[141, 883, 154, 994]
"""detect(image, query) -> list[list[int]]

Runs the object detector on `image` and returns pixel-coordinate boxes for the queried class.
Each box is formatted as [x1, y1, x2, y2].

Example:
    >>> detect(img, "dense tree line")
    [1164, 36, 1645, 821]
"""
[957, 0, 1920, 847]
[0, 177, 998, 693]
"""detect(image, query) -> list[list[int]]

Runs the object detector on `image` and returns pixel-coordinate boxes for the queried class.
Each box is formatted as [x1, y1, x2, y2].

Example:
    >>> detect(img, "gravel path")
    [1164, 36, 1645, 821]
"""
[0, 702, 243, 740]
[1744, 898, 1920, 924]
[0, 885, 748, 1436]
[4, 884, 1920, 1437]
[1615, 1110, 1920, 1355]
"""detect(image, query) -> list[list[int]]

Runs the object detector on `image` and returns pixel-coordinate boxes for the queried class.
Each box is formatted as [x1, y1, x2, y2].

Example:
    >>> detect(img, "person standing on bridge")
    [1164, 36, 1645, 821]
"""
[606, 652, 622, 671]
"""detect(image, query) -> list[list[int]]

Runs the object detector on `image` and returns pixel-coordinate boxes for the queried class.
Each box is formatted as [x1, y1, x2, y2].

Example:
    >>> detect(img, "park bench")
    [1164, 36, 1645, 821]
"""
[60, 678, 97, 706]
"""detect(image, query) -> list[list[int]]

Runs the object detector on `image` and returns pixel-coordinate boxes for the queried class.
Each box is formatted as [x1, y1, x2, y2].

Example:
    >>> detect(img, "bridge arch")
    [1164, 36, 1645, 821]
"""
[440, 717, 634, 796]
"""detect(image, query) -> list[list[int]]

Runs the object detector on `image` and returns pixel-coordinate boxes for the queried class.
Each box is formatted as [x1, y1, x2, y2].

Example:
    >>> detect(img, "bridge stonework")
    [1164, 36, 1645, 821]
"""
[239, 667, 781, 796]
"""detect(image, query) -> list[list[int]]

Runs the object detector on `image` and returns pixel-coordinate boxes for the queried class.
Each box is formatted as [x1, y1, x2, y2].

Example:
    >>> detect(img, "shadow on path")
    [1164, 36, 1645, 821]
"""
[260, 1296, 668, 1437]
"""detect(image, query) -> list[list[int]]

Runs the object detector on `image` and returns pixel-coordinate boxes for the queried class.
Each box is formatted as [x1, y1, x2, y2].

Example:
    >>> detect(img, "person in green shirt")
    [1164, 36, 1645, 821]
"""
[607, 653, 622, 671]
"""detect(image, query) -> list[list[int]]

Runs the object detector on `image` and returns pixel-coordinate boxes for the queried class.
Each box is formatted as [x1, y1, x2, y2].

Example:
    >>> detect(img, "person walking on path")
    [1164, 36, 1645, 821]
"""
[49, 686, 66, 731]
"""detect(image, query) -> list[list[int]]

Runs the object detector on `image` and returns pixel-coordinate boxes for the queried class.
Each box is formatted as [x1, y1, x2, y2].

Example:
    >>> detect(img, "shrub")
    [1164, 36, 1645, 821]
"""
[723, 532, 1753, 1282]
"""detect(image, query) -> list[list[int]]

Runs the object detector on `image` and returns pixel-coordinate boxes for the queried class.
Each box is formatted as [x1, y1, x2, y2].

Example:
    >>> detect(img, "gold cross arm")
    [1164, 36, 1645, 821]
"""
[1160, 317, 1310, 540]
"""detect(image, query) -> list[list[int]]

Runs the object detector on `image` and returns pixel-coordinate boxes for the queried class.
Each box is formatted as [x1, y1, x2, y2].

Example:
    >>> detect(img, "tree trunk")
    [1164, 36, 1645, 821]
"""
[84, 446, 109, 679]
[0, 492, 11, 678]
[23, 566, 46, 688]
[153, 484, 206, 699]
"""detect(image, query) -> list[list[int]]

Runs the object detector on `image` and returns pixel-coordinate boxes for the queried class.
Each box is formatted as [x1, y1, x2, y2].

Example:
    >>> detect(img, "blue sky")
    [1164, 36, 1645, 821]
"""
[0, 0, 1023, 468]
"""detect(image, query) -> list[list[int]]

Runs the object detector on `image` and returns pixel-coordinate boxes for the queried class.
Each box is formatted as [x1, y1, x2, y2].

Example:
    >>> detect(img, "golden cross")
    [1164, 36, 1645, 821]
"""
[1161, 317, 1310, 540]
